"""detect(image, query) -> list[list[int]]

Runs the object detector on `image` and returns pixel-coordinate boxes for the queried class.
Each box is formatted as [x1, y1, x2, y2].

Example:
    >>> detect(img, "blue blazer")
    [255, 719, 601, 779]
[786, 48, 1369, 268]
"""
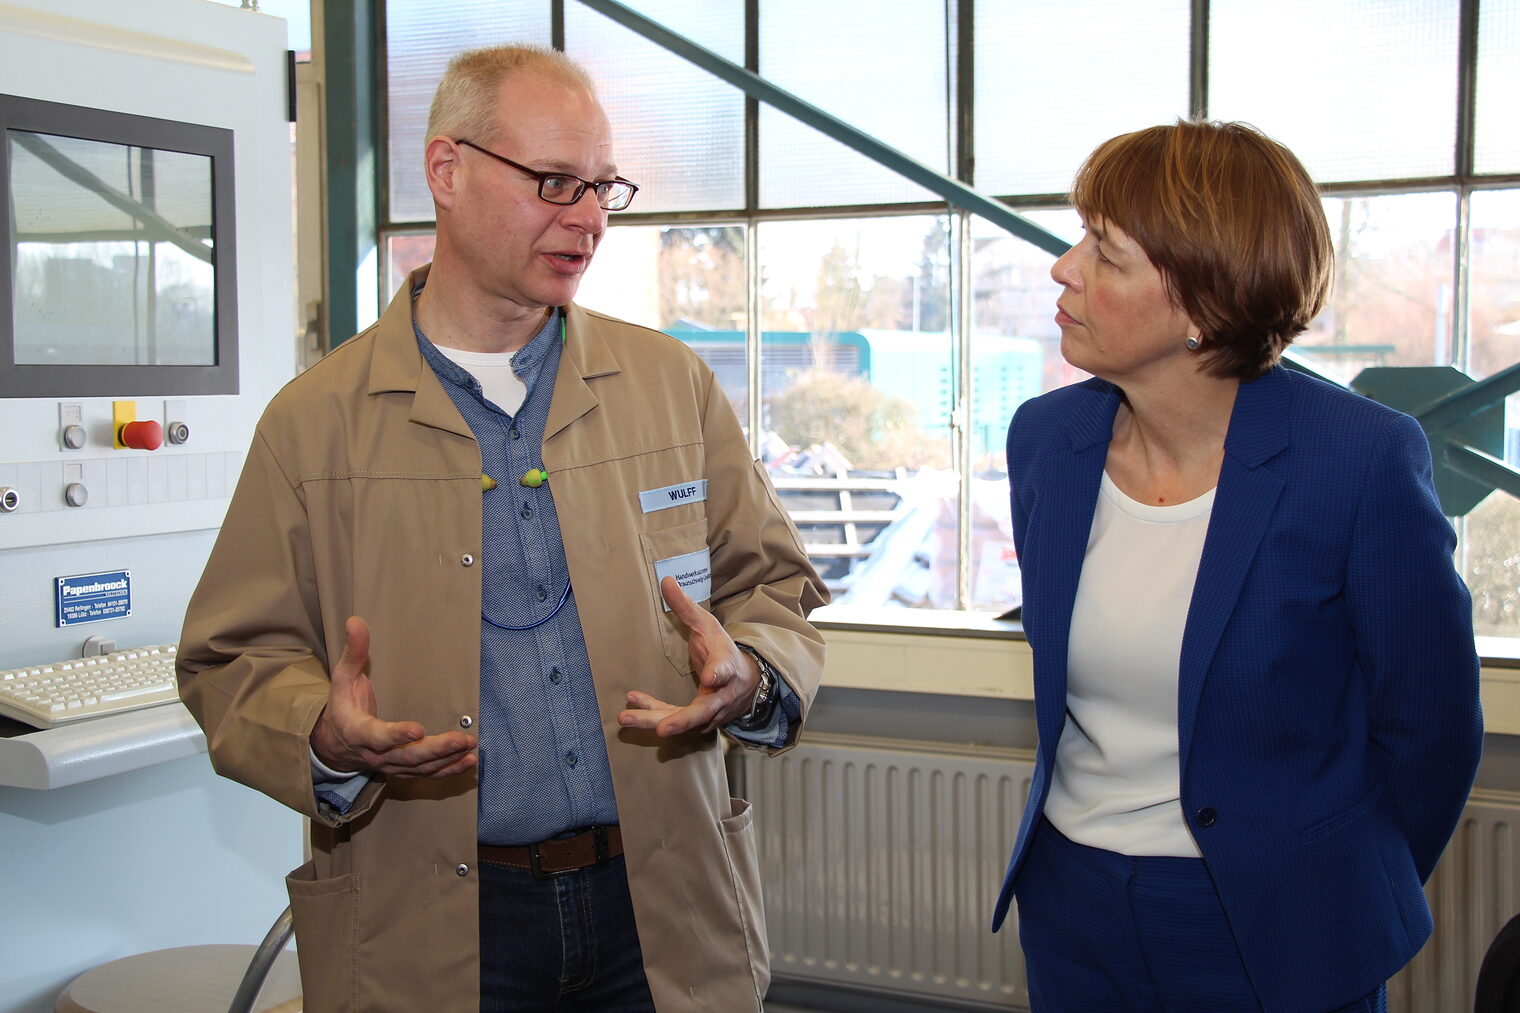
[992, 367, 1483, 1012]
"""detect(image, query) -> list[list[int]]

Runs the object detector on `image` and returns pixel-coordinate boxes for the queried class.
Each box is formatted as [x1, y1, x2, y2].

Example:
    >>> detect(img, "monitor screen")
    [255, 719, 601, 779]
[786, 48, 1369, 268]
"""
[0, 93, 237, 396]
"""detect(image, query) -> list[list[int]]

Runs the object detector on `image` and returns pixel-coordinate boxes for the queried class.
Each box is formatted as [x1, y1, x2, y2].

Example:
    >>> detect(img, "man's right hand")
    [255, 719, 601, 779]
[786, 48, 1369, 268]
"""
[310, 616, 478, 778]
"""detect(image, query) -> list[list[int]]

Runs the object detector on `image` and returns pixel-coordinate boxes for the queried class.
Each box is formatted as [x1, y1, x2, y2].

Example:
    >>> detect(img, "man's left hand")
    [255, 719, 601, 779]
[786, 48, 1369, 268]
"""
[618, 576, 761, 738]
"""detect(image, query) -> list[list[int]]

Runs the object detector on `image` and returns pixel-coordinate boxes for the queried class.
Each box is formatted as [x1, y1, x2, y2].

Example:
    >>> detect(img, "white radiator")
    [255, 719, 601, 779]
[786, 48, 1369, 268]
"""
[744, 735, 1035, 1009]
[1389, 789, 1520, 1011]
[741, 736, 1520, 1013]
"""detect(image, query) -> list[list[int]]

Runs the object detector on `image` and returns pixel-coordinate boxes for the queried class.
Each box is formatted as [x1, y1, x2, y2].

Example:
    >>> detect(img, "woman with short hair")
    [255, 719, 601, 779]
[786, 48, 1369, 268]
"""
[992, 120, 1483, 1013]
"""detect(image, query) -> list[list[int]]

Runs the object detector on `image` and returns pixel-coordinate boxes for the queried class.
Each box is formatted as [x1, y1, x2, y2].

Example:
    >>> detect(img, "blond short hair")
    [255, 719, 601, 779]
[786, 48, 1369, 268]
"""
[425, 45, 595, 147]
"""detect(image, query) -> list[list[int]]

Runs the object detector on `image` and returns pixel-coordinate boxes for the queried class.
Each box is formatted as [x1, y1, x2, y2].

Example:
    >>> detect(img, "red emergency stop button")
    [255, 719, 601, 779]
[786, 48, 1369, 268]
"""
[119, 419, 164, 451]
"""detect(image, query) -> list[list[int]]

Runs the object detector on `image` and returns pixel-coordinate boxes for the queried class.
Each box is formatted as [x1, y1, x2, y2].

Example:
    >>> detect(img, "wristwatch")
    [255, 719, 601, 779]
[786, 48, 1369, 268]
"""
[733, 644, 779, 731]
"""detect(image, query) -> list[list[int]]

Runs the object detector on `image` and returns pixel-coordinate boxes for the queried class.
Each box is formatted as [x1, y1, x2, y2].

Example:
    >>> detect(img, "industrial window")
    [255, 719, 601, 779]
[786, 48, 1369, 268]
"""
[379, 0, 1520, 641]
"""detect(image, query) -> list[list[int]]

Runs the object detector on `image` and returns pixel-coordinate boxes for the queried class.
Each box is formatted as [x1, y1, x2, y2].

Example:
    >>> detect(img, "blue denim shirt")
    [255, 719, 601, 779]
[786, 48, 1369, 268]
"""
[316, 301, 795, 837]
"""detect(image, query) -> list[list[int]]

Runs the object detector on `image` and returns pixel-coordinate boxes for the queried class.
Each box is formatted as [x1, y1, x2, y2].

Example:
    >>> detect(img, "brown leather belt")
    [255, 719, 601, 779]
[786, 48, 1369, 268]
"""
[478, 825, 623, 879]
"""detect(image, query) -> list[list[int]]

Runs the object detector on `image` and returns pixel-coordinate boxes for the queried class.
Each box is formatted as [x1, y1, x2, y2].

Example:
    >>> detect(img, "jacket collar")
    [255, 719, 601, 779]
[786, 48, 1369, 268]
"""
[363, 264, 625, 441]
[545, 302, 623, 441]
[1060, 366, 1293, 468]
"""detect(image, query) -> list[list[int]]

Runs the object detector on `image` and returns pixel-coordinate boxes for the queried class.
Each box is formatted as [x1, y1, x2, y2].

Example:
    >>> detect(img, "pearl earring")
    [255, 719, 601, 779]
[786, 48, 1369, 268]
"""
[1185, 336, 1200, 350]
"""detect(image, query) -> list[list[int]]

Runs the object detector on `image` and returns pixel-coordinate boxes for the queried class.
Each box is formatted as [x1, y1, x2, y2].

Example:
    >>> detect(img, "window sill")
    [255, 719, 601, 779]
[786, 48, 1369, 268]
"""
[812, 607, 1520, 734]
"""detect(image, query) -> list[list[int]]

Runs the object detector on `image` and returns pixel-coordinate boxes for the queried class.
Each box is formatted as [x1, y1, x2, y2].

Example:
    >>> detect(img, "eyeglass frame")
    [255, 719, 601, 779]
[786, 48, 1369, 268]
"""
[453, 138, 639, 211]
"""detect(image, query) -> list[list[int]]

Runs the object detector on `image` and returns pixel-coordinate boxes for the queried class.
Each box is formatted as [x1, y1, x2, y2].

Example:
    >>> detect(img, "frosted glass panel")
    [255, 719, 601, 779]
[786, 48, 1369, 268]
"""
[386, 0, 551, 223]
[1211, 0, 1459, 182]
[566, 1, 744, 213]
[1476, 0, 1520, 174]
[759, 0, 947, 208]
[976, 0, 1189, 197]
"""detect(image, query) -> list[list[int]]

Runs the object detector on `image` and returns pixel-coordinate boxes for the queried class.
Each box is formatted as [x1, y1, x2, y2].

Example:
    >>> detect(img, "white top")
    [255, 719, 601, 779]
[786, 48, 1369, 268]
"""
[434, 344, 528, 415]
[1043, 471, 1215, 857]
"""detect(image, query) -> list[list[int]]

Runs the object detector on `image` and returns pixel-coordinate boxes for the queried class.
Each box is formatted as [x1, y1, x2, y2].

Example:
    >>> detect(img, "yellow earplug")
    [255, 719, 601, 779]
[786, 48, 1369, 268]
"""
[481, 474, 498, 492]
[520, 469, 548, 488]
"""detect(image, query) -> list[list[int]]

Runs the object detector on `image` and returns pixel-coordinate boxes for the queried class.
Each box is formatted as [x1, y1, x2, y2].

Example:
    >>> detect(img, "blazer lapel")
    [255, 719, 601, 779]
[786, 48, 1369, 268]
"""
[1028, 383, 1118, 762]
[1176, 368, 1290, 771]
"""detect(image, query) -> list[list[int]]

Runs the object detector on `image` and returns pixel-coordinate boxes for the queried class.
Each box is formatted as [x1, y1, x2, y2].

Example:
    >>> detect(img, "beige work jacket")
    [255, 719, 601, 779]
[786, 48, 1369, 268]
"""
[178, 266, 827, 1012]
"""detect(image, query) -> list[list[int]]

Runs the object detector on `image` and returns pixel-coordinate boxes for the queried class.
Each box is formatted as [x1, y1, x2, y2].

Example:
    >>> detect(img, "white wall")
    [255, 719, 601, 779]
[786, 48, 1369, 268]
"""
[0, 2, 302, 1009]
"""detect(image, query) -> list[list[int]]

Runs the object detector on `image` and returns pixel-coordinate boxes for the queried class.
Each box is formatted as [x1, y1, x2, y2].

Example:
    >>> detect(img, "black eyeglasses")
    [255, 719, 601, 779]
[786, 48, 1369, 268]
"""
[455, 139, 639, 211]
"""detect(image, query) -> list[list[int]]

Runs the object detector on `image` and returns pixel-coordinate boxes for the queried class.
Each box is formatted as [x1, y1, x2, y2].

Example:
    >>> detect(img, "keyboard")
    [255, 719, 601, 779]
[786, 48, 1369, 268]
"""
[0, 644, 180, 730]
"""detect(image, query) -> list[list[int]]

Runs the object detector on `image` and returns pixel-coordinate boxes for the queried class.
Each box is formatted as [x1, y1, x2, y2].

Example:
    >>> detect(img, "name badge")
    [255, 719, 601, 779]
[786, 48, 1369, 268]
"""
[655, 548, 711, 610]
[639, 479, 708, 514]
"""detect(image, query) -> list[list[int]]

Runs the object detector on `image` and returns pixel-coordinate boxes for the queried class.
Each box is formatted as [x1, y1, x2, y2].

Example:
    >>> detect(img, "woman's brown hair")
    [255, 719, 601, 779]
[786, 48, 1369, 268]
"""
[1071, 120, 1332, 381]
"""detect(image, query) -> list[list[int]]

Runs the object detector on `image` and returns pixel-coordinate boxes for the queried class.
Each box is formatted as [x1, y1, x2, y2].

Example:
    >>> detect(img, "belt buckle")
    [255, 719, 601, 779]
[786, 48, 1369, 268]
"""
[528, 826, 610, 880]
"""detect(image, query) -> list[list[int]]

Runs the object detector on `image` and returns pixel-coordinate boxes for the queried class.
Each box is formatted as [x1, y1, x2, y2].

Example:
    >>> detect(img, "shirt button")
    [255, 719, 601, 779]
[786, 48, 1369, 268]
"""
[459, 715, 473, 728]
[1196, 807, 1217, 827]
[509, 427, 521, 440]
[536, 585, 548, 602]
[549, 667, 562, 685]
[565, 750, 578, 768]
[461, 553, 475, 567]
[520, 506, 533, 520]
[456, 864, 470, 877]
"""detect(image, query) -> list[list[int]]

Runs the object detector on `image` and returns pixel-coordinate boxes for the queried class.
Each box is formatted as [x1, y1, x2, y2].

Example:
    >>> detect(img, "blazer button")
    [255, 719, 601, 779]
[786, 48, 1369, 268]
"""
[1196, 806, 1217, 827]
[461, 553, 475, 567]
[456, 863, 470, 876]
[459, 715, 473, 728]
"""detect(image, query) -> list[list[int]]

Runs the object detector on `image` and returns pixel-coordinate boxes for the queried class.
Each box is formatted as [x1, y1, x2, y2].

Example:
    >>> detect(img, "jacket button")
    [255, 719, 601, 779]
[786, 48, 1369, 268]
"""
[1196, 807, 1217, 827]
[461, 553, 475, 567]
[456, 864, 470, 876]
[459, 715, 473, 728]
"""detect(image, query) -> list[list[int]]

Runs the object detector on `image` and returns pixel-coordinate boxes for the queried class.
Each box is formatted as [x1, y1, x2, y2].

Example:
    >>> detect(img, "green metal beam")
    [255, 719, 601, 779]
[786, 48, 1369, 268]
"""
[1443, 442, 1520, 503]
[571, 0, 1070, 257]
[323, 0, 380, 348]
[1416, 360, 1520, 432]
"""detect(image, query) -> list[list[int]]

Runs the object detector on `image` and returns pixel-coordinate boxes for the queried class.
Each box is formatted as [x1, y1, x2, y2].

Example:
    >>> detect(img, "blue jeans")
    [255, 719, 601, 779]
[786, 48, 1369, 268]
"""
[479, 852, 656, 1012]
[1016, 819, 1387, 1013]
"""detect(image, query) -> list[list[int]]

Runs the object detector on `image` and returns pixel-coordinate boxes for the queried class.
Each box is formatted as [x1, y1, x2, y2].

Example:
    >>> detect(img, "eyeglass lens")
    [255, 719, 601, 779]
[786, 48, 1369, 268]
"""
[539, 174, 636, 210]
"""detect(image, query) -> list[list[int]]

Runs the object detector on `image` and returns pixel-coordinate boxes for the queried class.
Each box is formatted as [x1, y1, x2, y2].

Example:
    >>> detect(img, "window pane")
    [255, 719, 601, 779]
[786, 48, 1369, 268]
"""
[759, 0, 947, 208]
[1463, 188, 1520, 640]
[566, 1, 744, 213]
[757, 217, 956, 608]
[1211, 0, 1459, 183]
[385, 1, 551, 223]
[1293, 193, 1457, 385]
[968, 210, 1078, 614]
[576, 224, 750, 422]
[973, 208, 1083, 397]
[1476, 0, 1520, 174]
[385, 232, 436, 302]
[975, 0, 1190, 197]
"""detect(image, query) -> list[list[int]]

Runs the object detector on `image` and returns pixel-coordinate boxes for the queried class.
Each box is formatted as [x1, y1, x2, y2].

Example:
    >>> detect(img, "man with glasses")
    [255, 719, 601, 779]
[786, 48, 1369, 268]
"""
[178, 45, 826, 1013]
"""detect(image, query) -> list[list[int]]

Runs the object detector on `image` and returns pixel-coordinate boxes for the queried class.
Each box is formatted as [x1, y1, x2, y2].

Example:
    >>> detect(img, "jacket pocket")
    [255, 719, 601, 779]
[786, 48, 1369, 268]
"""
[286, 860, 359, 1013]
[717, 796, 770, 1004]
[1301, 784, 1382, 844]
[639, 517, 710, 675]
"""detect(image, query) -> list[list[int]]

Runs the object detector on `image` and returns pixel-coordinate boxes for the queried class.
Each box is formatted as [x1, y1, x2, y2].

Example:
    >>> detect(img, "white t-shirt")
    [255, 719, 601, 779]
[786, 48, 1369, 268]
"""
[1043, 470, 1215, 857]
[433, 344, 527, 415]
